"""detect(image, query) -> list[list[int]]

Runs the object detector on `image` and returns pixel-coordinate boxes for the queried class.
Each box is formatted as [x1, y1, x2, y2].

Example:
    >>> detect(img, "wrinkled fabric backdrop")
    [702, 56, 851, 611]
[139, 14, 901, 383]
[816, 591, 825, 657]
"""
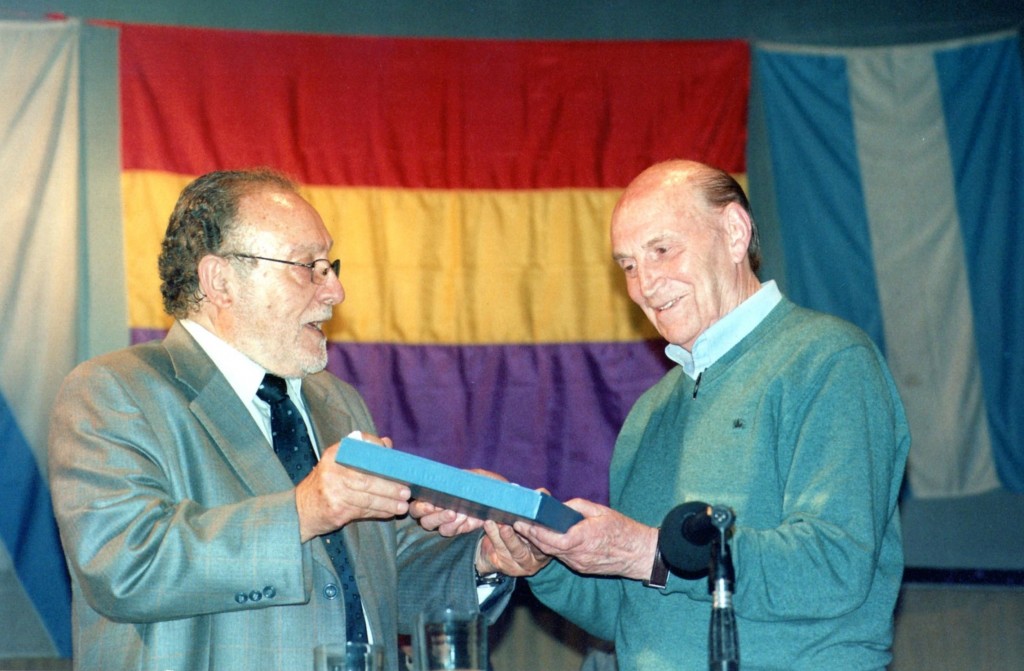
[2, 17, 1022, 659]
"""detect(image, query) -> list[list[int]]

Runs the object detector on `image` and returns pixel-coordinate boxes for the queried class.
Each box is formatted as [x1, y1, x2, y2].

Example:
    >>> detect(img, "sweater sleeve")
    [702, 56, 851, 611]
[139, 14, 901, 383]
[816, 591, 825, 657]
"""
[526, 558, 622, 641]
[727, 342, 908, 621]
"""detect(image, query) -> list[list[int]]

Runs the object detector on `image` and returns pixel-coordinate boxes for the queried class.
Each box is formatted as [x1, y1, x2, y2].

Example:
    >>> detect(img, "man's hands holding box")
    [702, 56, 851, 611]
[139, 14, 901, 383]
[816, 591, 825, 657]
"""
[335, 434, 567, 576]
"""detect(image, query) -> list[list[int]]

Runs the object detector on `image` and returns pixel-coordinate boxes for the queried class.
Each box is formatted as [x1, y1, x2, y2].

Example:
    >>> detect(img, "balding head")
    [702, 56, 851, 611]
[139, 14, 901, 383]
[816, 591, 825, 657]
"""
[610, 160, 762, 350]
[614, 160, 760, 273]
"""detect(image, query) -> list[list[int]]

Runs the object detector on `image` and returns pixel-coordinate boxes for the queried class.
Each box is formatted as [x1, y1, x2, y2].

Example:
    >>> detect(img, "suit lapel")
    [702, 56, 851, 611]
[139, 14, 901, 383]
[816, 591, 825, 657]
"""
[165, 325, 345, 585]
[165, 323, 388, 629]
[164, 323, 293, 497]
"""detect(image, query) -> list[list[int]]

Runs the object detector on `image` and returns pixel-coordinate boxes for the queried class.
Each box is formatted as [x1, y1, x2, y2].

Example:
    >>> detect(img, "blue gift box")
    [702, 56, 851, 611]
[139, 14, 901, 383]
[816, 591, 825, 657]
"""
[336, 436, 583, 533]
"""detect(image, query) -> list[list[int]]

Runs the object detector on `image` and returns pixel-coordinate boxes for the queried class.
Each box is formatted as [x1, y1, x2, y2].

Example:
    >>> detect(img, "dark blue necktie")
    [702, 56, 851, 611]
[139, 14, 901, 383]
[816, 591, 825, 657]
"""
[257, 373, 368, 644]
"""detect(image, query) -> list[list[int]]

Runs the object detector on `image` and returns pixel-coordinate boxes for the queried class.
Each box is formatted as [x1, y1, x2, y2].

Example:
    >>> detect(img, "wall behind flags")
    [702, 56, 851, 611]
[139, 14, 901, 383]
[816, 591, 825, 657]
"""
[1, 0, 1024, 668]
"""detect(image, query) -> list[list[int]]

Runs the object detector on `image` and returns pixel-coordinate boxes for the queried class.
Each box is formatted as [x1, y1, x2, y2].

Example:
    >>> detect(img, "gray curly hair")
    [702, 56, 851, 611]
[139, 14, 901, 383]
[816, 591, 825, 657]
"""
[158, 168, 297, 318]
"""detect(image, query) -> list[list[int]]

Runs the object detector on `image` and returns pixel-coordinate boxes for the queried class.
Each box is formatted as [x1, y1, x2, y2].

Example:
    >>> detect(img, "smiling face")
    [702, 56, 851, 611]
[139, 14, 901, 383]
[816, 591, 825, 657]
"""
[611, 162, 758, 351]
[223, 188, 345, 377]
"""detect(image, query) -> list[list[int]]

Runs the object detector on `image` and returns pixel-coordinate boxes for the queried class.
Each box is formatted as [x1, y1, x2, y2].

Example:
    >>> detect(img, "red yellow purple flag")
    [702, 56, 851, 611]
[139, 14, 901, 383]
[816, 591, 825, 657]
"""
[119, 24, 749, 503]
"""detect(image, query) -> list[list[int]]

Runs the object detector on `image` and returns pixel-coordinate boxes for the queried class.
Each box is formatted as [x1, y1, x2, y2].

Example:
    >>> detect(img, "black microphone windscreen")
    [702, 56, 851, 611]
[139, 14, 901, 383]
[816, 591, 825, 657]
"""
[660, 501, 714, 575]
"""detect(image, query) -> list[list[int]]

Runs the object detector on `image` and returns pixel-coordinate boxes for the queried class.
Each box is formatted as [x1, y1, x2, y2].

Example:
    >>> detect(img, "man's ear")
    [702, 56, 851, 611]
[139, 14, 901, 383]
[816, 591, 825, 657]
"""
[197, 254, 235, 308]
[722, 202, 753, 265]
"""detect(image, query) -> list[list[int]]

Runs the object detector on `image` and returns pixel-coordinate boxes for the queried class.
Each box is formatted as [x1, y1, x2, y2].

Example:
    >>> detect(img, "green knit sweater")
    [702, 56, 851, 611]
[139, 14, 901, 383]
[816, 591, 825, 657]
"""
[528, 298, 910, 671]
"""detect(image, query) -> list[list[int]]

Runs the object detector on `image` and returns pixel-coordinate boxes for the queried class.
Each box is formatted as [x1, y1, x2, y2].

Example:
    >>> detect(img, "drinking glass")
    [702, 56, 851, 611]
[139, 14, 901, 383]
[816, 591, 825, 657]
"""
[414, 606, 487, 671]
[314, 641, 384, 671]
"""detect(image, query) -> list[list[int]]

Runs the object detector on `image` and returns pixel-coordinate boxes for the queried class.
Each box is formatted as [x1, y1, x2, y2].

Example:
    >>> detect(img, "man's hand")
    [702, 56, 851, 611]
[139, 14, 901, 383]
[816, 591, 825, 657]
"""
[475, 520, 551, 577]
[407, 467, 552, 576]
[410, 502, 485, 537]
[514, 498, 658, 581]
[409, 468, 507, 537]
[295, 435, 411, 542]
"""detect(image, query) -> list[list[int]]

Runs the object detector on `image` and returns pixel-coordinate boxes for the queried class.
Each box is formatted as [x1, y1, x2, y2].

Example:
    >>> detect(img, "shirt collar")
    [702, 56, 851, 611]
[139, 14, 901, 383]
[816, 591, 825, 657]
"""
[180, 319, 304, 405]
[666, 280, 782, 378]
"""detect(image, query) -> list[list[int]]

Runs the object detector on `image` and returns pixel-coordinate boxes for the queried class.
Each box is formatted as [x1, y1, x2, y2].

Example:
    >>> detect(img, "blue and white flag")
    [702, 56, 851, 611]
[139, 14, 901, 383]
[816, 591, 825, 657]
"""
[755, 31, 1024, 498]
[0, 18, 78, 658]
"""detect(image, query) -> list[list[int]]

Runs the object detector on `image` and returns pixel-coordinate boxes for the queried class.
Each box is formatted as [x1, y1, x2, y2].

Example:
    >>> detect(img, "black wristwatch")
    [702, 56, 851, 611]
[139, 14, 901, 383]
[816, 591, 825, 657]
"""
[642, 533, 669, 589]
[475, 568, 505, 587]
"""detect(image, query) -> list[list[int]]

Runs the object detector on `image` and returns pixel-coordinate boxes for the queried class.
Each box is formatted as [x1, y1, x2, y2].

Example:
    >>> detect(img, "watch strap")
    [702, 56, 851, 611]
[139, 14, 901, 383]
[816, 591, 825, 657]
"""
[643, 536, 669, 589]
[475, 568, 505, 587]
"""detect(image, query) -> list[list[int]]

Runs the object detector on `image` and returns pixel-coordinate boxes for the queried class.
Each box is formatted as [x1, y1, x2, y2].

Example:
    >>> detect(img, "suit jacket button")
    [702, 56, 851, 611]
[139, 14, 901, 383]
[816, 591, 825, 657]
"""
[235, 592, 248, 604]
[249, 590, 262, 602]
[323, 583, 339, 600]
[263, 586, 276, 599]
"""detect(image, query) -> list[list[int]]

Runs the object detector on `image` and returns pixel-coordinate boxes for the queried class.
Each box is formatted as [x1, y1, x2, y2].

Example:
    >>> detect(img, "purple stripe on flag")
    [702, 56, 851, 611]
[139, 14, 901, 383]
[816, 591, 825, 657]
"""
[131, 328, 673, 504]
[327, 341, 671, 504]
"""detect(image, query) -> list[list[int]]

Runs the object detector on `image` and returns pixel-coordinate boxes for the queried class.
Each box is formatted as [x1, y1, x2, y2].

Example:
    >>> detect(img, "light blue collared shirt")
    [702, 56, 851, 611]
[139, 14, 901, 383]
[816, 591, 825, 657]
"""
[665, 280, 782, 380]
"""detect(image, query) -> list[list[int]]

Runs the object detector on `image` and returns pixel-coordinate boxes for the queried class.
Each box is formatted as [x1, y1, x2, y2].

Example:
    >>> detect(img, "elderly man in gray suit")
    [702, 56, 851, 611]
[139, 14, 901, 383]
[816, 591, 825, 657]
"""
[48, 169, 543, 671]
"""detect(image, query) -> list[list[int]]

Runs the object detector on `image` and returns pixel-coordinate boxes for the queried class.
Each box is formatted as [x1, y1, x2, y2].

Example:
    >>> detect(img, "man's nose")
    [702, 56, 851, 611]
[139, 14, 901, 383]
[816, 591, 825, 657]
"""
[637, 262, 662, 296]
[320, 272, 345, 305]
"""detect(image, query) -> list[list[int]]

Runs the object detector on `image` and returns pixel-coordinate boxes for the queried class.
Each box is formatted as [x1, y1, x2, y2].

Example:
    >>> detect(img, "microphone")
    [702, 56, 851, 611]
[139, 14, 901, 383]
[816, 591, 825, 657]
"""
[659, 501, 721, 574]
[661, 501, 740, 669]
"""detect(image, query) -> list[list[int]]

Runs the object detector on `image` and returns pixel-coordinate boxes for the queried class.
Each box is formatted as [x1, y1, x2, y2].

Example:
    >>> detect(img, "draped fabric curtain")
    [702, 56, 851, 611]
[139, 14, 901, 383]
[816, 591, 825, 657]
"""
[118, 24, 750, 504]
[5, 15, 1023, 666]
[0, 17, 77, 659]
[755, 31, 1024, 498]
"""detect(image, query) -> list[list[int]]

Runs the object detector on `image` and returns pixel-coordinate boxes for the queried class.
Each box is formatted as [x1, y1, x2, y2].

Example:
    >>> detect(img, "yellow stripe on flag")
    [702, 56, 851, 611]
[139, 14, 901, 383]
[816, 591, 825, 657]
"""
[122, 171, 192, 331]
[123, 170, 661, 344]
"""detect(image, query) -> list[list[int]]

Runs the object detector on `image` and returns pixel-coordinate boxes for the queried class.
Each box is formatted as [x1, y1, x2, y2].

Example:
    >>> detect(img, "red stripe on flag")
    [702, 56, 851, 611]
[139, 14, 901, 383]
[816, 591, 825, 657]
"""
[120, 24, 748, 188]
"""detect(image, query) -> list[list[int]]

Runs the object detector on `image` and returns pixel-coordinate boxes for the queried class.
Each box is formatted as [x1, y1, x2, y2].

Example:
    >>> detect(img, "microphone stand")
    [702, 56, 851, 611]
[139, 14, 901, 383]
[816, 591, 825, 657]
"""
[708, 506, 738, 671]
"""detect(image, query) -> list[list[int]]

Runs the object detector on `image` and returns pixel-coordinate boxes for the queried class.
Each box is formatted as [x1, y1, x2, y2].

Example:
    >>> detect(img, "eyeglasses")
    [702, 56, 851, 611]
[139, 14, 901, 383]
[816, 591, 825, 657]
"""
[226, 253, 341, 285]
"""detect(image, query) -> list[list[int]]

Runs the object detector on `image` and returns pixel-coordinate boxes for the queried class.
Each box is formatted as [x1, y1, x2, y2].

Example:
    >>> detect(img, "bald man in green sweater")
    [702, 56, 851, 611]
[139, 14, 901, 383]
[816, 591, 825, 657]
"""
[515, 159, 911, 670]
[415, 159, 909, 669]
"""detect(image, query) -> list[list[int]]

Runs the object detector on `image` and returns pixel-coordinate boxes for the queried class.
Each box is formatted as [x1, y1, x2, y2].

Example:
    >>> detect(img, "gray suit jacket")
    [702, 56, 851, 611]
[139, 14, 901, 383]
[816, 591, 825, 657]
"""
[49, 323, 491, 670]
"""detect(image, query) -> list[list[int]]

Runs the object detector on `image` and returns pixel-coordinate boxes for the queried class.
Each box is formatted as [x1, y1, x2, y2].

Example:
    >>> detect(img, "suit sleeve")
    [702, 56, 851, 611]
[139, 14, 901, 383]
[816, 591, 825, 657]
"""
[393, 517, 486, 632]
[48, 359, 312, 623]
[311, 373, 513, 632]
